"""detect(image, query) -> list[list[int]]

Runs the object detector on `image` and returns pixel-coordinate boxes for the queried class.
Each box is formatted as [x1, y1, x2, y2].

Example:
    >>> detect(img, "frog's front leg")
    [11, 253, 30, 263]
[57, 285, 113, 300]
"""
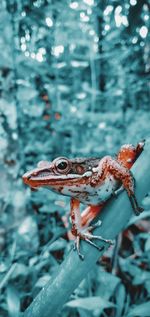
[70, 198, 113, 260]
[95, 156, 143, 215]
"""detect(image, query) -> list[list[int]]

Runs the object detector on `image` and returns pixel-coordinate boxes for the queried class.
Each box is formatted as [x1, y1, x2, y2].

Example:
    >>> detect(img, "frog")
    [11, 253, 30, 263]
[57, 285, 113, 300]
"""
[22, 141, 144, 259]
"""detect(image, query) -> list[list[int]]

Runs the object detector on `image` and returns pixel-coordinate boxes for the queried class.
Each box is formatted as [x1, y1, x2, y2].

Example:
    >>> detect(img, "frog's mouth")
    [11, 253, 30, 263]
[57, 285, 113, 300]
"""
[22, 169, 92, 189]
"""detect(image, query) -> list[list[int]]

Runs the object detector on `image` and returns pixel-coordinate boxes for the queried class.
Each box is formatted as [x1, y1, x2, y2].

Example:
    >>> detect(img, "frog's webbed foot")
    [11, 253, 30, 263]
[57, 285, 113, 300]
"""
[73, 234, 105, 261]
[73, 221, 114, 260]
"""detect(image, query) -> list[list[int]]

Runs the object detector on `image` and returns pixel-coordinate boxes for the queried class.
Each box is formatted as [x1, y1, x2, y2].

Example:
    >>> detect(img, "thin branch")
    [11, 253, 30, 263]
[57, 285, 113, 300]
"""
[0, 263, 17, 291]
[23, 139, 150, 317]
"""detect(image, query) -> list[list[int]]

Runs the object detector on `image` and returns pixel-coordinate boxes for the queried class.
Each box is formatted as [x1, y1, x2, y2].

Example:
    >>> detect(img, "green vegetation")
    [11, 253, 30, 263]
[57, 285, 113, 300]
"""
[0, 0, 149, 316]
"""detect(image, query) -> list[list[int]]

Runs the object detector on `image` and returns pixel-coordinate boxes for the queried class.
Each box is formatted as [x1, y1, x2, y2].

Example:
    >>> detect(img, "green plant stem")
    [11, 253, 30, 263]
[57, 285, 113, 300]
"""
[22, 139, 150, 317]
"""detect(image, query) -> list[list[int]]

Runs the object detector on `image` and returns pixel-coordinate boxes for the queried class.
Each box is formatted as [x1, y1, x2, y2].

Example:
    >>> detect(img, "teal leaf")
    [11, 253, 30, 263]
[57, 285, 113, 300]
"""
[66, 296, 115, 311]
[126, 301, 150, 317]
[6, 284, 20, 317]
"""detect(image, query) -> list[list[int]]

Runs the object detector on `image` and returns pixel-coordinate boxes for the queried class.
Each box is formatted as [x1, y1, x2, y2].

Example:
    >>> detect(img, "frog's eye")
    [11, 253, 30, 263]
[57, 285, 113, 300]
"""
[53, 157, 71, 174]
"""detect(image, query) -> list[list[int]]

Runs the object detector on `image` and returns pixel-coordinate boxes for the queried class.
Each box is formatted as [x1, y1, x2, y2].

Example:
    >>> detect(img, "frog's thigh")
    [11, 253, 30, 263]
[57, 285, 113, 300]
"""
[98, 157, 134, 193]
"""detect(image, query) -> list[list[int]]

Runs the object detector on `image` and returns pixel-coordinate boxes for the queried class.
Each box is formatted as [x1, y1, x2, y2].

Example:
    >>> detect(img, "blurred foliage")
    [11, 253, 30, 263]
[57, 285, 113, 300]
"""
[0, 0, 150, 316]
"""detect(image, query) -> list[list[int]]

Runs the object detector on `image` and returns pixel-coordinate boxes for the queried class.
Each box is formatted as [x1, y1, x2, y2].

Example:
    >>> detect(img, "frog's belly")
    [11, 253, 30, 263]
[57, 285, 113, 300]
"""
[61, 176, 119, 205]
[81, 177, 119, 205]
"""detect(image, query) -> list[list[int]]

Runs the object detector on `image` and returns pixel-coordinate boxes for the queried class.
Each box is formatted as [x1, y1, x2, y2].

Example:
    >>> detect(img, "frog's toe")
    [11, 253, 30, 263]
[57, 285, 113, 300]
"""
[135, 206, 144, 215]
[73, 236, 85, 260]
[88, 220, 102, 231]
[82, 232, 114, 245]
[73, 226, 114, 259]
[93, 220, 102, 227]
[84, 237, 105, 251]
[129, 194, 144, 216]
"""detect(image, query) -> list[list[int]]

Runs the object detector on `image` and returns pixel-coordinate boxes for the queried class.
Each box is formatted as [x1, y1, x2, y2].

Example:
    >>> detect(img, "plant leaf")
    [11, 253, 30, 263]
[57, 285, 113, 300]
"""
[66, 296, 115, 311]
[6, 284, 20, 317]
[126, 301, 150, 317]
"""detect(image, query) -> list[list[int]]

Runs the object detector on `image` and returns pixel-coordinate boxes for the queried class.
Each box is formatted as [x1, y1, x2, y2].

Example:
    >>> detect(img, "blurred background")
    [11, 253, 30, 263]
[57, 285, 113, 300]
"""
[0, 0, 150, 316]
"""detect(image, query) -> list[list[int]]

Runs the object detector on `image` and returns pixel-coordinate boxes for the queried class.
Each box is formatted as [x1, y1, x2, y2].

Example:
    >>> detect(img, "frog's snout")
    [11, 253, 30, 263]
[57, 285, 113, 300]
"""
[22, 171, 32, 184]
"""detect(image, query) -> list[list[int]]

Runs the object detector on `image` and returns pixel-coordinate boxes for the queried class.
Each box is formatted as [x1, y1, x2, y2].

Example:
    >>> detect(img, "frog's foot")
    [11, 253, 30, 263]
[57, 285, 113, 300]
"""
[113, 187, 143, 216]
[73, 222, 114, 260]
[73, 236, 85, 260]
[129, 193, 144, 215]
[73, 234, 105, 261]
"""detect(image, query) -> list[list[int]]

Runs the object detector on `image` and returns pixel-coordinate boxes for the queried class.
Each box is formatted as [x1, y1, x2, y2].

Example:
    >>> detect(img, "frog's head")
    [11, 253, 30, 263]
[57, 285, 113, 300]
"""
[22, 157, 99, 196]
[117, 140, 145, 169]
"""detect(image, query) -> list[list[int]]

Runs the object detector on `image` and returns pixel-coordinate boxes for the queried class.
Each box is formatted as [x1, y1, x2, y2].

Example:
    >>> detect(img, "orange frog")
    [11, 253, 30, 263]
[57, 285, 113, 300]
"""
[23, 141, 144, 259]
